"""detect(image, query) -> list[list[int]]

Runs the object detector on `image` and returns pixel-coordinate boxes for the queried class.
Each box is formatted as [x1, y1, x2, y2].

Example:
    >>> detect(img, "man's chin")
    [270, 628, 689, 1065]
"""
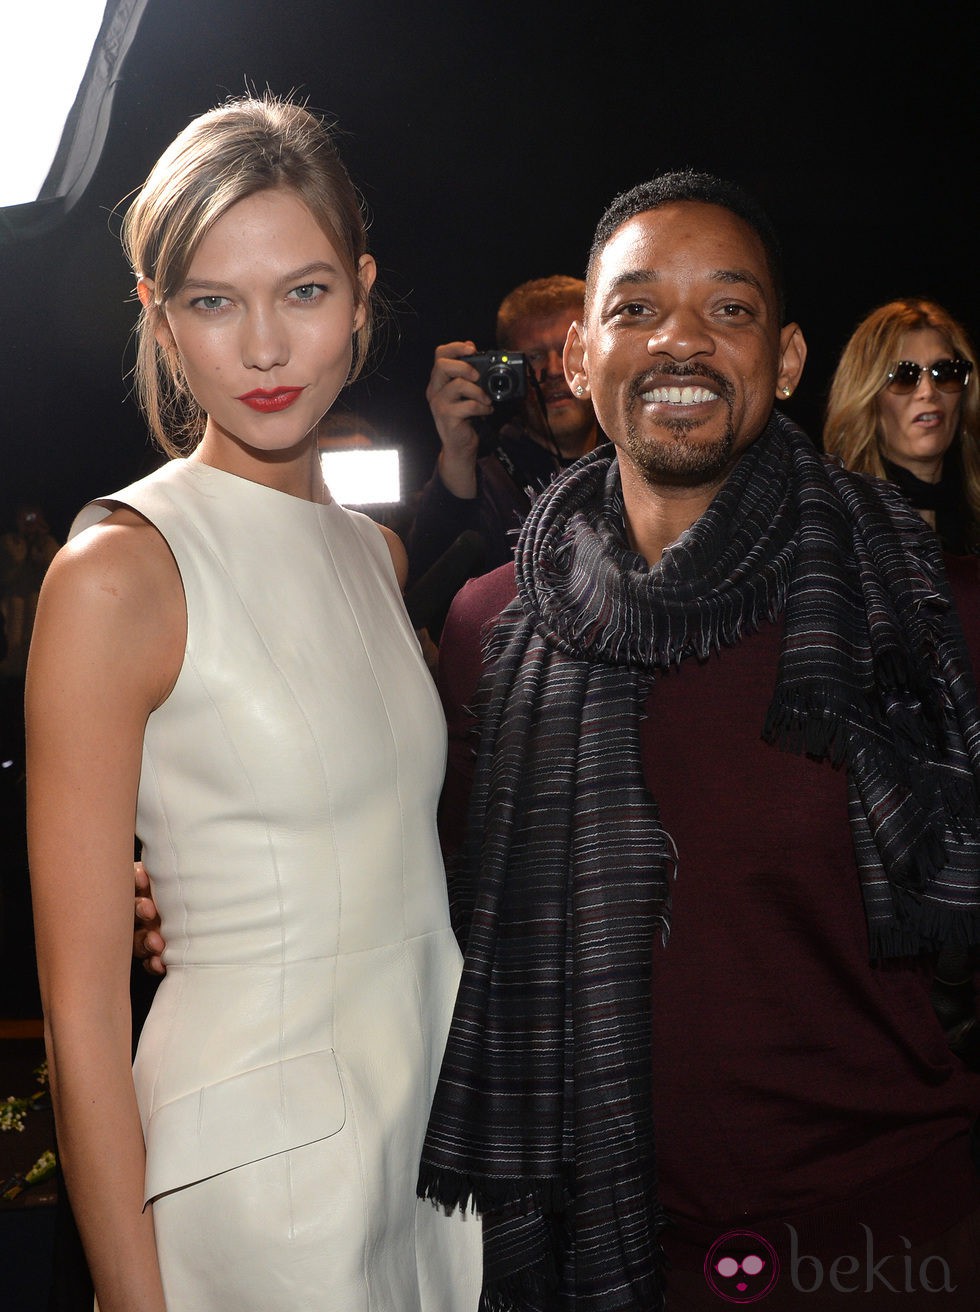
[542, 407, 596, 457]
[544, 398, 582, 427]
[623, 423, 736, 489]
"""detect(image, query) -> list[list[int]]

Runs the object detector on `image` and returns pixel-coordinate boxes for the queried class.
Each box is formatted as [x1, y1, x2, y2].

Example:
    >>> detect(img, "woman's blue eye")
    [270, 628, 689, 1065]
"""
[290, 283, 326, 302]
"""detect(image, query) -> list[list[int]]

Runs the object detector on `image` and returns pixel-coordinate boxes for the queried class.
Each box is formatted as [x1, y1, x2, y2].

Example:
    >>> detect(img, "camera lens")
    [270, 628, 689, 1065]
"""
[487, 365, 515, 400]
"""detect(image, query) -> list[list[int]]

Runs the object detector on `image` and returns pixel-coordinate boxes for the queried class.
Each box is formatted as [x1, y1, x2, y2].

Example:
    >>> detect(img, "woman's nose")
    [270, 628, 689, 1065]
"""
[241, 308, 288, 370]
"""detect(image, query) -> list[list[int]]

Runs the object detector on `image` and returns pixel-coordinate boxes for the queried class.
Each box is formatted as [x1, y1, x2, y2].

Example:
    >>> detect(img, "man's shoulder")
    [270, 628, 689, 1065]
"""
[942, 551, 980, 666]
[941, 551, 980, 590]
[449, 560, 518, 630]
[438, 563, 518, 708]
[439, 561, 517, 670]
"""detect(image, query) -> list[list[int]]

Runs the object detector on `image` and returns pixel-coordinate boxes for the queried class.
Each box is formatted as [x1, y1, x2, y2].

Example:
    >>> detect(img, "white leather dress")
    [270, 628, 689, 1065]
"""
[73, 459, 481, 1311]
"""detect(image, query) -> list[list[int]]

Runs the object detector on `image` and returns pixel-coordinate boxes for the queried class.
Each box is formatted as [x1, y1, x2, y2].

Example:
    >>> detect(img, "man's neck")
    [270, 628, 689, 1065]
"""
[618, 464, 726, 566]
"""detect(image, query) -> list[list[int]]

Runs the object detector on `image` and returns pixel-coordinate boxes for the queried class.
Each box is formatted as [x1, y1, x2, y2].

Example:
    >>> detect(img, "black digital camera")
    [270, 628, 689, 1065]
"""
[467, 350, 527, 404]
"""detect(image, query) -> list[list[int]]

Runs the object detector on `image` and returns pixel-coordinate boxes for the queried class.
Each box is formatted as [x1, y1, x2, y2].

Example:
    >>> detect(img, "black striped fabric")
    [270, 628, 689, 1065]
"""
[419, 414, 980, 1310]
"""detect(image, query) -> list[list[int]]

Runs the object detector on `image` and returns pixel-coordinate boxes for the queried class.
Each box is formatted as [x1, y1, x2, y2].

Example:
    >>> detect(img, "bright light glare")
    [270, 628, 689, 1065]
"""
[1, 4, 108, 208]
[321, 449, 401, 506]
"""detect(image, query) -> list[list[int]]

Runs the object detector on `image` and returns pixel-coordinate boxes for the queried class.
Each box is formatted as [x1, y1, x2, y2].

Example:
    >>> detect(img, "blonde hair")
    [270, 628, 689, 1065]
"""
[495, 275, 585, 347]
[823, 298, 980, 543]
[121, 94, 373, 457]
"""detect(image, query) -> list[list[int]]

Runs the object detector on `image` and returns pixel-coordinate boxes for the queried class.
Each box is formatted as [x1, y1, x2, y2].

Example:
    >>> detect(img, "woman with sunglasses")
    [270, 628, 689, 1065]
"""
[823, 297, 979, 553]
[825, 301, 980, 1091]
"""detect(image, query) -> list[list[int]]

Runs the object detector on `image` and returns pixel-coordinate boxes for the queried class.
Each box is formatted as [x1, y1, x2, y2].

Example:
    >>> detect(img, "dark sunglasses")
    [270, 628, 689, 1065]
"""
[885, 358, 972, 395]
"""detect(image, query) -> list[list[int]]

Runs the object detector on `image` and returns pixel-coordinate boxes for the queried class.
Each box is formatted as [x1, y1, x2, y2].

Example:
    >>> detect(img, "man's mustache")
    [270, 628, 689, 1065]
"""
[627, 363, 733, 405]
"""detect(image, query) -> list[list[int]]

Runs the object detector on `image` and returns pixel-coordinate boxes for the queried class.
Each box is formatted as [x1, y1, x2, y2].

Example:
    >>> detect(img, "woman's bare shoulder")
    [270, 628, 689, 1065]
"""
[36, 508, 186, 705]
[54, 506, 180, 600]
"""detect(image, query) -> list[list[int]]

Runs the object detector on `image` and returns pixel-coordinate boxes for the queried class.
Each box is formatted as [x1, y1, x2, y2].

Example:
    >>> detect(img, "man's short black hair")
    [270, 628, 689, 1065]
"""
[586, 170, 786, 322]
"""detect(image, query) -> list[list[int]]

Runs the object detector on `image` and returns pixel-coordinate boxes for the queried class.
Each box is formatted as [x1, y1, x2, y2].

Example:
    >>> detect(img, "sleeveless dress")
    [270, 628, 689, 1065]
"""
[71, 458, 482, 1311]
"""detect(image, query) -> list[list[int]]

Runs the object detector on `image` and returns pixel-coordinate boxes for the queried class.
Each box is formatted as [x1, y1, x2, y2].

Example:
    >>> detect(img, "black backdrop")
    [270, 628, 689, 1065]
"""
[1, 0, 977, 537]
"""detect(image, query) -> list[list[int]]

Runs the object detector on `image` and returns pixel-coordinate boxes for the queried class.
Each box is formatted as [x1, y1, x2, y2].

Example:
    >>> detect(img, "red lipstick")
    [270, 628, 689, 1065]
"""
[237, 387, 304, 413]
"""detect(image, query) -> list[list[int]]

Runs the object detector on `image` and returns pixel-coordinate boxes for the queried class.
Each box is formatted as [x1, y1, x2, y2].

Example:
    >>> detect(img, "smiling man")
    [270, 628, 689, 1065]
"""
[419, 173, 980, 1310]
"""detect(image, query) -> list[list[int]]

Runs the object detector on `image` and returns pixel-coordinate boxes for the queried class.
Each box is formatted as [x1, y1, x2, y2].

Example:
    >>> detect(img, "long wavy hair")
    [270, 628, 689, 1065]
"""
[121, 94, 374, 457]
[823, 298, 980, 544]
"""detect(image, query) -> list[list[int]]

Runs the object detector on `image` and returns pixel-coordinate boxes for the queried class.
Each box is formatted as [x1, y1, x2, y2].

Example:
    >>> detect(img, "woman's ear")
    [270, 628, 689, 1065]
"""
[353, 255, 377, 332]
[136, 277, 156, 310]
[138, 278, 174, 351]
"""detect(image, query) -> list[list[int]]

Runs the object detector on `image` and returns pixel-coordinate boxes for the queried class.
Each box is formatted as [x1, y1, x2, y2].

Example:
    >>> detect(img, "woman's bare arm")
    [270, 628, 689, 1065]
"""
[27, 510, 185, 1312]
[379, 523, 409, 589]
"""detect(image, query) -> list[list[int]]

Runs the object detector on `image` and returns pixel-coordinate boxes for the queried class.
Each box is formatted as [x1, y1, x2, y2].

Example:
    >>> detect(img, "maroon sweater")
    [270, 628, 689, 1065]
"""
[436, 558, 980, 1272]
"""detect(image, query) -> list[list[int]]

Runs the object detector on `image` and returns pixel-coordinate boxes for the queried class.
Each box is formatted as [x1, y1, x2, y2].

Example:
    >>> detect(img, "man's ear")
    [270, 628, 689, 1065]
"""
[563, 319, 590, 398]
[776, 323, 807, 399]
[137, 277, 174, 351]
[353, 254, 377, 332]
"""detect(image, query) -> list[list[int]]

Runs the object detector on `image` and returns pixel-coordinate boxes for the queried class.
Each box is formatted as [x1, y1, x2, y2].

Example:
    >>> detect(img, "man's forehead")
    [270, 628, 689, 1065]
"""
[592, 201, 772, 293]
[510, 308, 579, 349]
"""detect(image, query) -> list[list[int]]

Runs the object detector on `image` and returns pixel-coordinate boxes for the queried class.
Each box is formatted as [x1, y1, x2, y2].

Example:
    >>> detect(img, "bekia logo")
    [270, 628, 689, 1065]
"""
[703, 1224, 957, 1301]
[704, 1230, 780, 1303]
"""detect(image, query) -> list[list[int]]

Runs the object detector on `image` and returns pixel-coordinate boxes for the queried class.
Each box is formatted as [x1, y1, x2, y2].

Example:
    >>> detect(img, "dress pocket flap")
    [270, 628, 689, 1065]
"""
[143, 1048, 345, 1204]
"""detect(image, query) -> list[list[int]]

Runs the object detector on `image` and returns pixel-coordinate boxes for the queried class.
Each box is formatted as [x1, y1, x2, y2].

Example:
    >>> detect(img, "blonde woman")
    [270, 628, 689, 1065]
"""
[824, 297, 979, 553]
[27, 96, 480, 1312]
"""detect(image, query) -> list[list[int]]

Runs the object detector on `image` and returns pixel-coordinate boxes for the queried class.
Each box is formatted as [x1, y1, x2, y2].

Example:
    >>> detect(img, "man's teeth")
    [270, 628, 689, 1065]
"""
[642, 385, 718, 404]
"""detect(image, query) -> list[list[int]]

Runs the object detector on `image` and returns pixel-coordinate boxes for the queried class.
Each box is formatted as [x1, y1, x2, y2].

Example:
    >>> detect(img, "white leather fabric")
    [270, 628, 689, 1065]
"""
[73, 460, 481, 1310]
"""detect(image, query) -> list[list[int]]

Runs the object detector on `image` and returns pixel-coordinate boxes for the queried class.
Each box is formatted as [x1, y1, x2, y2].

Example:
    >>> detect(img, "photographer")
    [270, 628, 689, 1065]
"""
[406, 277, 600, 599]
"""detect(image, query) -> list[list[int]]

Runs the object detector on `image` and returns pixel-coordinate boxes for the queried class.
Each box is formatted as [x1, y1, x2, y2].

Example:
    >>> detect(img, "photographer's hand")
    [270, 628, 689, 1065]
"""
[425, 341, 494, 500]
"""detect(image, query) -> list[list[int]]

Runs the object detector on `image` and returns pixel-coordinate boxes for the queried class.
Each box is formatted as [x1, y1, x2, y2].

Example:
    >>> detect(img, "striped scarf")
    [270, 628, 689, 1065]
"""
[418, 414, 980, 1311]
